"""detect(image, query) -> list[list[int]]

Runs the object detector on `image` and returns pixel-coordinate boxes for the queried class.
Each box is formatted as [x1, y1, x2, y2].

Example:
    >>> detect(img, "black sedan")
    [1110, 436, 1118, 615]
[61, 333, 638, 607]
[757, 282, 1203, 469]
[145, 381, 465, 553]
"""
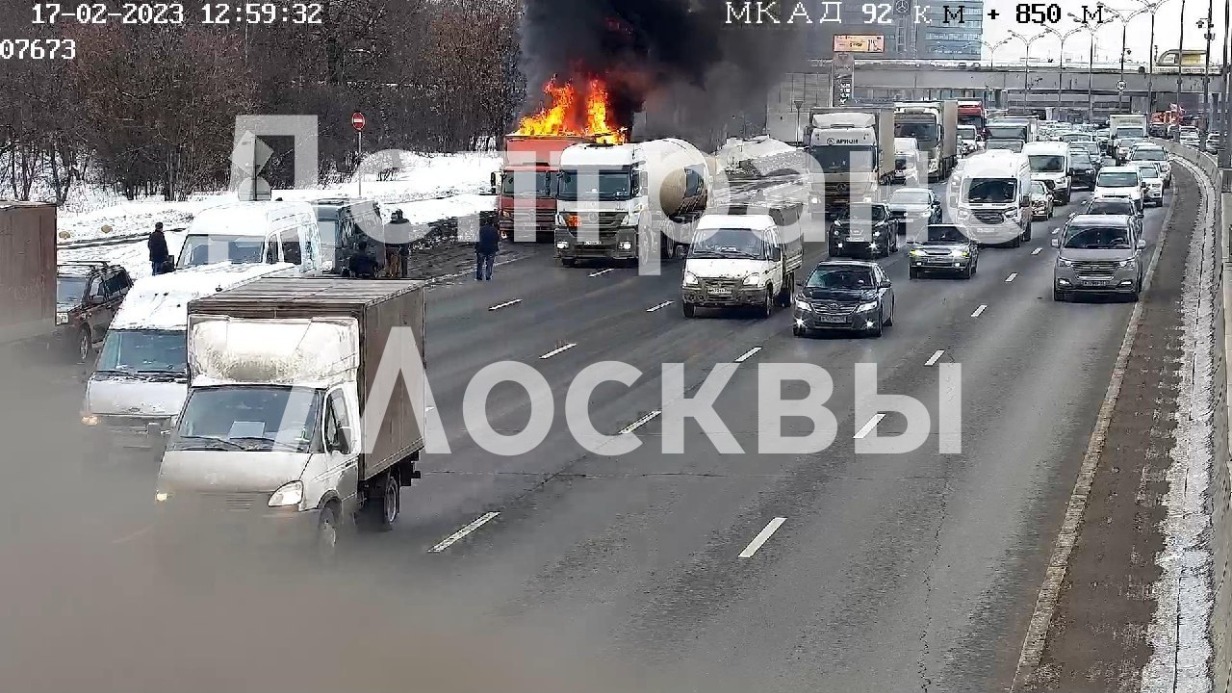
[828, 203, 898, 259]
[793, 260, 895, 338]
[1069, 152, 1099, 190]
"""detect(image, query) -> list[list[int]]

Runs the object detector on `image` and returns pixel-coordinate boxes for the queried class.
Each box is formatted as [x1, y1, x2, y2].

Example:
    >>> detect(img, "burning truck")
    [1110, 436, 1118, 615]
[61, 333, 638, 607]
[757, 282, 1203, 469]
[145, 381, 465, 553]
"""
[495, 79, 625, 243]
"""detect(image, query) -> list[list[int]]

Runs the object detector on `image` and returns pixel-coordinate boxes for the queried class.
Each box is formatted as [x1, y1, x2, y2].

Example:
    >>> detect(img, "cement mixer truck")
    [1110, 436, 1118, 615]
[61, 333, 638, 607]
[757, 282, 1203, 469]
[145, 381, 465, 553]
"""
[554, 138, 710, 266]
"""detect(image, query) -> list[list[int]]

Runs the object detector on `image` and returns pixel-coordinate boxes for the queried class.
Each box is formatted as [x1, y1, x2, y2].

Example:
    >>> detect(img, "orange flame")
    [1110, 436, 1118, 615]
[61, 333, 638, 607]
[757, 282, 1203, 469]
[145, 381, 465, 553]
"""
[515, 78, 626, 144]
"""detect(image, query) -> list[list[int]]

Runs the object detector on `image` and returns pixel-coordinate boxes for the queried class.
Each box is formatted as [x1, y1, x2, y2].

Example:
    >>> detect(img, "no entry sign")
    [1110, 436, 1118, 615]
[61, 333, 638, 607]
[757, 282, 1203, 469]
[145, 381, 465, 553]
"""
[352, 111, 366, 132]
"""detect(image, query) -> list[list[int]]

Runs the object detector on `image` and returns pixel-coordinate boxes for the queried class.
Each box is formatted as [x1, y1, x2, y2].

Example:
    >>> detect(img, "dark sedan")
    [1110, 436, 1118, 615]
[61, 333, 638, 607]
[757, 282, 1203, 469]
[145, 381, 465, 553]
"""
[792, 260, 895, 338]
[908, 224, 980, 279]
[1069, 151, 1098, 190]
[828, 203, 898, 259]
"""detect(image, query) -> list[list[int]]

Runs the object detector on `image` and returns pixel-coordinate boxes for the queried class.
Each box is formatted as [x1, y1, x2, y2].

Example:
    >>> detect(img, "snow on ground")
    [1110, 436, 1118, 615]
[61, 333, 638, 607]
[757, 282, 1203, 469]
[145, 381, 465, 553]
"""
[55, 152, 499, 245]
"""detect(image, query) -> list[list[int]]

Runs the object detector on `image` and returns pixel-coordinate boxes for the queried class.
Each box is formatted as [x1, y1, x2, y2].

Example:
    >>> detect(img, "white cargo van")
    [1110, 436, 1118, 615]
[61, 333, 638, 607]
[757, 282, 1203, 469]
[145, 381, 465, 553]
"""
[175, 201, 326, 273]
[1022, 141, 1073, 204]
[950, 150, 1033, 247]
[81, 262, 295, 457]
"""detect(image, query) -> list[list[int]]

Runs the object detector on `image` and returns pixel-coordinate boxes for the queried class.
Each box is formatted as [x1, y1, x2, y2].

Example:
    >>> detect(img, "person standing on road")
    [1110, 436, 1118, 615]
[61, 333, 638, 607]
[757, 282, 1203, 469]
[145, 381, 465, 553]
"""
[148, 222, 169, 275]
[475, 218, 500, 281]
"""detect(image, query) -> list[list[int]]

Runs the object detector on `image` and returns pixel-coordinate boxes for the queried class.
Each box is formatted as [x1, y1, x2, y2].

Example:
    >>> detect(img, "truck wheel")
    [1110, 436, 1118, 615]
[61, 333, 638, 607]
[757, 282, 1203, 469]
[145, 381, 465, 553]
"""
[760, 288, 774, 318]
[776, 275, 793, 307]
[682, 303, 696, 319]
[1023, 223, 1032, 242]
[361, 471, 401, 531]
[909, 267, 919, 280]
[315, 505, 339, 564]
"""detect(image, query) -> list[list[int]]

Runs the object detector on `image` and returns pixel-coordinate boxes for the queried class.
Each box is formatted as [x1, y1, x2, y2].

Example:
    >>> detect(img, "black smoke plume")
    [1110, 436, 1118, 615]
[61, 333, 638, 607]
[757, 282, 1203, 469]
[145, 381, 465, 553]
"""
[518, 0, 804, 148]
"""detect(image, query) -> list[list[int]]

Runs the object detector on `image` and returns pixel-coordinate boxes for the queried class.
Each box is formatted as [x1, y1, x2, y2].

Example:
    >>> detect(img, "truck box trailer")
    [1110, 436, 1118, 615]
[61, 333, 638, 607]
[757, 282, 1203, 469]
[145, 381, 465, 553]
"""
[0, 201, 57, 345]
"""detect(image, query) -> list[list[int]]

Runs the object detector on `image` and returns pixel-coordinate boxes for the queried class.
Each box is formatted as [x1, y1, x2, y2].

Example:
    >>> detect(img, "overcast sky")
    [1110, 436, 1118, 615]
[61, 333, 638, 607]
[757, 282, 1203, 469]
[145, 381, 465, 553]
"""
[979, 0, 1227, 64]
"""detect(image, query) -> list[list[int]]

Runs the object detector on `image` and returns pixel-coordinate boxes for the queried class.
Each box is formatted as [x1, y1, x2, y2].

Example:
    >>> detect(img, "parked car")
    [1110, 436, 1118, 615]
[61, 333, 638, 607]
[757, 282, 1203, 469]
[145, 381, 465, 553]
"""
[907, 224, 980, 279]
[1052, 214, 1145, 301]
[55, 261, 132, 362]
[1029, 180, 1055, 220]
[792, 260, 895, 338]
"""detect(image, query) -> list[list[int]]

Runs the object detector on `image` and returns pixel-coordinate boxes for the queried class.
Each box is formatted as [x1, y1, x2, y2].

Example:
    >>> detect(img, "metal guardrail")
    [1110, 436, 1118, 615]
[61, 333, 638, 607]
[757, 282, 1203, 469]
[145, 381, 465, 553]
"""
[58, 232, 153, 250]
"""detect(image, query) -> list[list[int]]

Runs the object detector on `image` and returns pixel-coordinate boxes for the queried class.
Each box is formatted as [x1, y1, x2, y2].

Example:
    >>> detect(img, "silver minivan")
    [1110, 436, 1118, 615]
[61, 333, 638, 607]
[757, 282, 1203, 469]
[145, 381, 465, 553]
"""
[1051, 214, 1146, 302]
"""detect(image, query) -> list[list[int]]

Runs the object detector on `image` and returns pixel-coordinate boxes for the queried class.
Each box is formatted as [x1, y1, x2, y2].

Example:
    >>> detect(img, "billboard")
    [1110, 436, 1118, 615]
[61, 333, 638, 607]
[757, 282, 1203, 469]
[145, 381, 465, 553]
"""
[833, 35, 885, 53]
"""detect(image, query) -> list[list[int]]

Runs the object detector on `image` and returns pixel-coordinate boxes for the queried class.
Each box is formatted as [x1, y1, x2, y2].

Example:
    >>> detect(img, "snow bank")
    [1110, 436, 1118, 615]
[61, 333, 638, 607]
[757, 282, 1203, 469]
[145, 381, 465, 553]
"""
[53, 151, 499, 245]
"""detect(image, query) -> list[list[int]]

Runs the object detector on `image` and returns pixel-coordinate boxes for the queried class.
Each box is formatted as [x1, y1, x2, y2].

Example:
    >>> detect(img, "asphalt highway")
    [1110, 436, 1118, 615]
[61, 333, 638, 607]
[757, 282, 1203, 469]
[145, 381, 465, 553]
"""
[0, 175, 1179, 692]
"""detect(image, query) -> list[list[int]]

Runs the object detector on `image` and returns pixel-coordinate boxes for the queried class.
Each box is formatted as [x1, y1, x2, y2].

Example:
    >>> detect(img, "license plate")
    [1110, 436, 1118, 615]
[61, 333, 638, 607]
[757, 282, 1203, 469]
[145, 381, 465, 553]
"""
[817, 314, 849, 324]
[1080, 277, 1111, 285]
[708, 288, 732, 296]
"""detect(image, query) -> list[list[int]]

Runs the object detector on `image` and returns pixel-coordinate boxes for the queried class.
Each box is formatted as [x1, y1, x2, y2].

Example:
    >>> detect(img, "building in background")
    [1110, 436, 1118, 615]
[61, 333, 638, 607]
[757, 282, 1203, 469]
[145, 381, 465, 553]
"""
[917, 1, 984, 60]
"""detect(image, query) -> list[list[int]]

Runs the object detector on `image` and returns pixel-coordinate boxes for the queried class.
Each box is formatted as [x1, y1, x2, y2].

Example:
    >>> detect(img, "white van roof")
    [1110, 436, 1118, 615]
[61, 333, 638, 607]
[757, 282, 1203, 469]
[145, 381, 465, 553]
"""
[1022, 141, 1070, 156]
[112, 262, 295, 330]
[962, 151, 1029, 177]
[188, 201, 316, 239]
[697, 214, 775, 231]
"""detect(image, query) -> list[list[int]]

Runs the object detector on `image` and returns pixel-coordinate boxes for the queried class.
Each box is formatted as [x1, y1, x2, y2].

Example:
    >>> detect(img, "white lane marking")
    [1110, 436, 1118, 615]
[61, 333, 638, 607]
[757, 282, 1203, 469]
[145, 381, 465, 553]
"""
[971, 304, 988, 318]
[734, 347, 762, 363]
[924, 350, 944, 367]
[1011, 154, 1183, 690]
[488, 298, 522, 311]
[539, 343, 576, 359]
[1005, 273, 1018, 282]
[853, 413, 885, 439]
[619, 410, 661, 435]
[111, 525, 152, 545]
[647, 301, 673, 312]
[589, 268, 614, 277]
[426, 406, 435, 412]
[429, 512, 500, 553]
[738, 517, 787, 558]
[1051, 228, 1059, 235]
[1032, 247, 1043, 255]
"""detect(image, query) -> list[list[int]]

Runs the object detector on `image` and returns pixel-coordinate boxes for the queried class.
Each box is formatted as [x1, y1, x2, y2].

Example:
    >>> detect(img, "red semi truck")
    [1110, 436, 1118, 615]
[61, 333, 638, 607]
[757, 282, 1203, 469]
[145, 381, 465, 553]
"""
[493, 134, 595, 243]
[0, 201, 57, 346]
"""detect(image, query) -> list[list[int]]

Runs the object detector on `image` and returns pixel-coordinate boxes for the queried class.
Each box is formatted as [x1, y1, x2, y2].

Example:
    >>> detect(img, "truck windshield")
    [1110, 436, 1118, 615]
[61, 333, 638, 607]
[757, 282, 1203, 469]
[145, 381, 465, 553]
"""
[500, 171, 553, 197]
[986, 140, 1023, 152]
[57, 277, 88, 304]
[966, 179, 1017, 203]
[1097, 172, 1139, 187]
[806, 145, 877, 173]
[1132, 149, 1166, 161]
[894, 122, 940, 145]
[1115, 127, 1146, 138]
[957, 126, 978, 140]
[556, 169, 632, 201]
[1028, 155, 1065, 172]
[96, 329, 188, 376]
[169, 385, 322, 453]
[689, 228, 770, 260]
[958, 114, 986, 131]
[178, 234, 267, 267]
[1062, 226, 1132, 249]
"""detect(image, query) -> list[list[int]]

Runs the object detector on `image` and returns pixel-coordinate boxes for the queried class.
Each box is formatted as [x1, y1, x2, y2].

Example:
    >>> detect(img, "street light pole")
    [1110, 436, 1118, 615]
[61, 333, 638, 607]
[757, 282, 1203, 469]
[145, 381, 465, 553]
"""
[1045, 27, 1082, 117]
[1007, 31, 1047, 113]
[1222, 0, 1232, 167]
[1176, 0, 1187, 120]
[1199, 15, 1213, 136]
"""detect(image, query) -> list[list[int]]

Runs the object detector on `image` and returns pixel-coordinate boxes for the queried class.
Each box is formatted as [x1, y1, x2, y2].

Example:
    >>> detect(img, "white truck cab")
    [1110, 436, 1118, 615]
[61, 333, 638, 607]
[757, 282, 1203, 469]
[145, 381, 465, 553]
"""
[176, 201, 326, 273]
[1022, 141, 1073, 204]
[681, 206, 804, 318]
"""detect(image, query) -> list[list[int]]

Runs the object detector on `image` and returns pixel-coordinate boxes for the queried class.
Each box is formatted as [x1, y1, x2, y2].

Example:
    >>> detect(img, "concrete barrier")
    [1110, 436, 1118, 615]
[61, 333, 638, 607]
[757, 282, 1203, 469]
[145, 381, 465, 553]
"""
[1162, 141, 1232, 693]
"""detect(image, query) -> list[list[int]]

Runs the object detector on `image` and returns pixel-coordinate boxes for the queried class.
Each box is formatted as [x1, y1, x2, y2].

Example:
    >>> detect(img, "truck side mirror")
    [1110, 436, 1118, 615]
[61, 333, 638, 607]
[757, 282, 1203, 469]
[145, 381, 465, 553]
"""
[489, 172, 497, 193]
[1050, 238, 1061, 248]
[1020, 195, 1031, 207]
[1136, 238, 1147, 250]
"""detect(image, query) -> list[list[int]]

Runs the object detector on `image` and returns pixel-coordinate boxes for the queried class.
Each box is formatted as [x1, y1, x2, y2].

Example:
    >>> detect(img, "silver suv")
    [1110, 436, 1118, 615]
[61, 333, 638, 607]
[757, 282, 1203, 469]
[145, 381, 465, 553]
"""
[1051, 214, 1146, 302]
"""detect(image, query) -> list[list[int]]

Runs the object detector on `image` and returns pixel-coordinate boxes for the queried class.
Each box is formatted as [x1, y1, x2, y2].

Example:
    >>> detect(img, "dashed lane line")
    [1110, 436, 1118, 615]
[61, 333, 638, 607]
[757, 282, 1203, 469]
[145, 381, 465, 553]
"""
[738, 517, 787, 558]
[489, 299, 522, 311]
[734, 347, 762, 363]
[1032, 247, 1043, 255]
[429, 512, 500, 553]
[589, 268, 614, 277]
[971, 304, 988, 318]
[539, 343, 577, 359]
[853, 413, 885, 439]
[619, 410, 661, 435]
[1006, 273, 1018, 282]
[924, 350, 944, 367]
[647, 301, 673, 312]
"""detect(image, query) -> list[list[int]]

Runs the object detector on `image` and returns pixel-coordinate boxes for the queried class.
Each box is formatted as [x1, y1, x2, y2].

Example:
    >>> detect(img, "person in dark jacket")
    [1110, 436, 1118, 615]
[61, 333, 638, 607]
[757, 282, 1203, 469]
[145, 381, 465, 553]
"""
[475, 221, 500, 280]
[148, 222, 170, 275]
[348, 239, 379, 278]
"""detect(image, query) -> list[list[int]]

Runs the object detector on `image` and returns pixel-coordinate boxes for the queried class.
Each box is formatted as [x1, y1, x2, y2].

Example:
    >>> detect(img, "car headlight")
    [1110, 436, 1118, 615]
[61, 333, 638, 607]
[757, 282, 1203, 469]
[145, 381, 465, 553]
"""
[55, 312, 68, 326]
[683, 272, 699, 286]
[909, 248, 925, 257]
[810, 196, 820, 204]
[556, 240, 569, 249]
[1118, 258, 1138, 267]
[951, 249, 969, 257]
[796, 300, 814, 312]
[1057, 257, 1075, 267]
[81, 413, 99, 426]
[743, 274, 763, 286]
[873, 230, 883, 238]
[855, 301, 879, 312]
[155, 491, 170, 503]
[268, 481, 304, 508]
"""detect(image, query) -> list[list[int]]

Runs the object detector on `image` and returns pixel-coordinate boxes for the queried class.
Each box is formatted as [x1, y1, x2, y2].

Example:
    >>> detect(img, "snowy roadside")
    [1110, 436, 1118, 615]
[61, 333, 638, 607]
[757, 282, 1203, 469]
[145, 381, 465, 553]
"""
[54, 151, 499, 245]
